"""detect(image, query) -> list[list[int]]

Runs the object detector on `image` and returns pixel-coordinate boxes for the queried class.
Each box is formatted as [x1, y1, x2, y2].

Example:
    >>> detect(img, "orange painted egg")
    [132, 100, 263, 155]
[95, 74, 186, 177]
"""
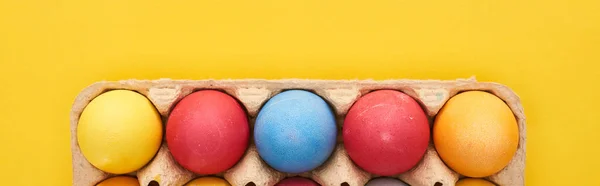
[455, 178, 496, 186]
[96, 176, 139, 186]
[433, 91, 519, 177]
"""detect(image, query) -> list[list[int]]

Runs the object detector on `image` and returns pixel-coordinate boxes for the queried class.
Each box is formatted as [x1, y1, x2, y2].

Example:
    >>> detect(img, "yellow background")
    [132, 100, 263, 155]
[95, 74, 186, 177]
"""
[0, 0, 598, 185]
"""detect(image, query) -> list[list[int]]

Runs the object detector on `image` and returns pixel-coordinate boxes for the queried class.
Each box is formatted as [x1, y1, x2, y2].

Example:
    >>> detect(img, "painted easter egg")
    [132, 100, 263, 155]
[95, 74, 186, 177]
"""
[96, 176, 139, 186]
[276, 177, 320, 186]
[254, 90, 337, 173]
[77, 90, 162, 174]
[344, 90, 429, 175]
[365, 177, 409, 186]
[167, 90, 249, 174]
[185, 177, 231, 186]
[434, 91, 519, 177]
[455, 178, 496, 186]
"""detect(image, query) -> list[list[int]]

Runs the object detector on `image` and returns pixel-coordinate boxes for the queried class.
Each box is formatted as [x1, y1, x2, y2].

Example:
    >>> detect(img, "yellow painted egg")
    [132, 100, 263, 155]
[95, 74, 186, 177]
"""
[96, 176, 139, 186]
[77, 90, 163, 174]
[433, 91, 519, 177]
[185, 177, 231, 186]
[455, 178, 496, 186]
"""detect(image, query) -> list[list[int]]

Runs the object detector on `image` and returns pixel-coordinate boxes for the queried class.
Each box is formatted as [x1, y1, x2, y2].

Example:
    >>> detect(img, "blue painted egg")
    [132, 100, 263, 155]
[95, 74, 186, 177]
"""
[254, 90, 337, 173]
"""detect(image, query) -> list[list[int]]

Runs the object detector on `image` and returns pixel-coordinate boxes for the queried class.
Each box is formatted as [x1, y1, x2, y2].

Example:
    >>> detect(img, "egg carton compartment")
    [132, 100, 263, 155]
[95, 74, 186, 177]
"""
[70, 78, 526, 186]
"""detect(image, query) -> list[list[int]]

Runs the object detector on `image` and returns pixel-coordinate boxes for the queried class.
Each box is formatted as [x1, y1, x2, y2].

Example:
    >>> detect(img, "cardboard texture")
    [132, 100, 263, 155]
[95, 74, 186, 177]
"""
[70, 78, 526, 186]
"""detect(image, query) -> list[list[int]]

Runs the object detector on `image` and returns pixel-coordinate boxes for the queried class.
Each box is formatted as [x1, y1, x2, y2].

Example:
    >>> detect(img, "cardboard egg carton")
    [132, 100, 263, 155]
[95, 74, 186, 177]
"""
[70, 78, 526, 186]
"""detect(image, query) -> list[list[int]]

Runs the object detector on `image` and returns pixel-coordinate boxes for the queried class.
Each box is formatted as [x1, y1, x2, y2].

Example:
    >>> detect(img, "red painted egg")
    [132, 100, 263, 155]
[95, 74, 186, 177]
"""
[276, 177, 320, 186]
[343, 90, 430, 176]
[167, 90, 249, 174]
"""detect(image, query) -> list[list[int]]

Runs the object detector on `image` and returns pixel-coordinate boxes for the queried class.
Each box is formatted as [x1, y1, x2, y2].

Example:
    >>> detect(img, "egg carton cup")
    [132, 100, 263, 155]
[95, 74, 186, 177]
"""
[70, 78, 526, 186]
